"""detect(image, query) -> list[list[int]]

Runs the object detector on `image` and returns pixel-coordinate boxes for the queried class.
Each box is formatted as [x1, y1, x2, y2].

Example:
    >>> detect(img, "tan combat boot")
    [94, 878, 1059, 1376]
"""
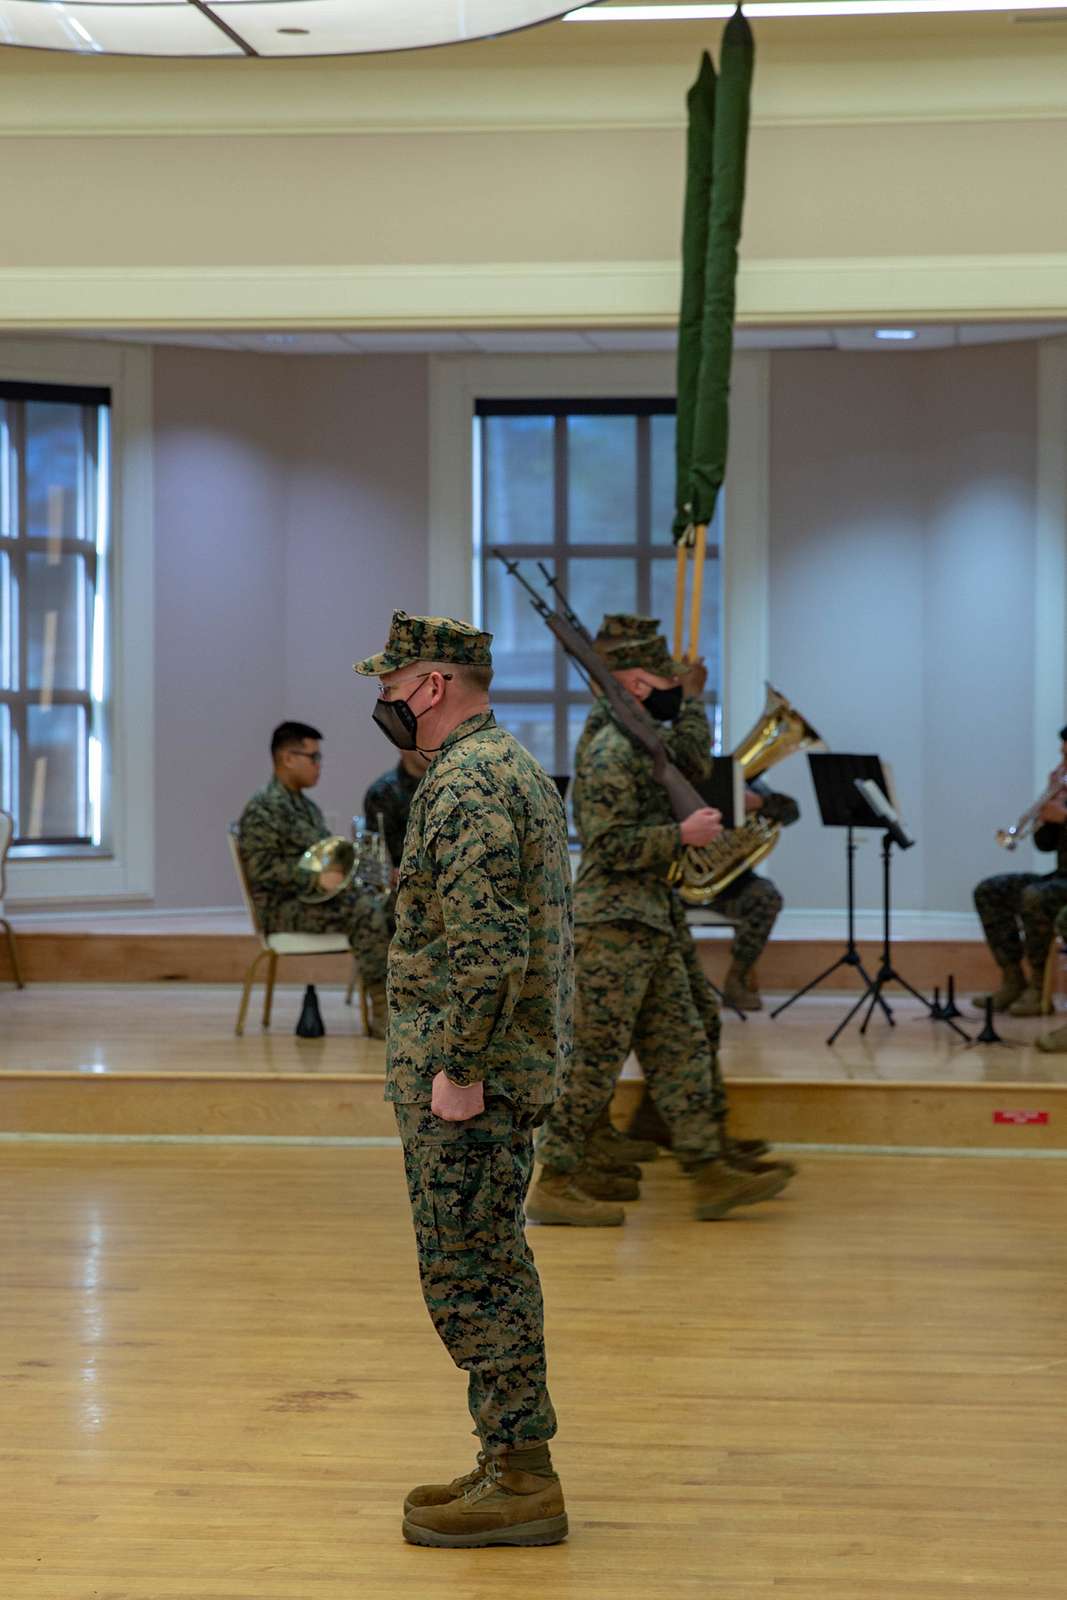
[366, 983, 388, 1040]
[405, 1452, 490, 1515]
[526, 1168, 625, 1227]
[722, 960, 762, 1013]
[587, 1120, 660, 1165]
[573, 1163, 640, 1203]
[403, 1444, 568, 1548]
[689, 1158, 791, 1220]
[1036, 1023, 1067, 1053]
[1008, 982, 1051, 1018]
[972, 963, 1025, 1014]
[725, 1140, 797, 1181]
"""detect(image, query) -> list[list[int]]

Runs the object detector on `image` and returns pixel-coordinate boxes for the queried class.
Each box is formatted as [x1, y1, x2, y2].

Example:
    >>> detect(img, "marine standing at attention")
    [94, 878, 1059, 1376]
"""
[354, 611, 573, 1550]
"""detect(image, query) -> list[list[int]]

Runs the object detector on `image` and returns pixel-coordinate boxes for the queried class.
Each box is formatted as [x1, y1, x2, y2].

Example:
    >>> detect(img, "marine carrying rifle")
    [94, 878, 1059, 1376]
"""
[492, 553, 708, 824]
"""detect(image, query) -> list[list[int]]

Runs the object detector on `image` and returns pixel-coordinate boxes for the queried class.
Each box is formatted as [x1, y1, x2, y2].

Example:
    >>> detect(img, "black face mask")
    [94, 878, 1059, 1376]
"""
[373, 674, 434, 752]
[643, 685, 683, 723]
[373, 696, 421, 752]
[373, 672, 454, 753]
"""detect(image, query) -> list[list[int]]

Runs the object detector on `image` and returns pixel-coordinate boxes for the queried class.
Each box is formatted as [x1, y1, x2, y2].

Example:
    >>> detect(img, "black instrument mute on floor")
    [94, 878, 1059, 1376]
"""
[296, 983, 326, 1039]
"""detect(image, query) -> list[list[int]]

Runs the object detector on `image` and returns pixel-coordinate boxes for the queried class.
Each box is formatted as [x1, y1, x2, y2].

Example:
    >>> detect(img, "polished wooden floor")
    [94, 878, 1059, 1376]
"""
[2, 1143, 1066, 1598]
[3, 982, 1066, 1084]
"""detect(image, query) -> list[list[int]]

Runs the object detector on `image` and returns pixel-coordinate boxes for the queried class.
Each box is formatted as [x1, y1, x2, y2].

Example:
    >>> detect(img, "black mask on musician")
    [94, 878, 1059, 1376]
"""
[643, 684, 684, 723]
[372, 672, 451, 753]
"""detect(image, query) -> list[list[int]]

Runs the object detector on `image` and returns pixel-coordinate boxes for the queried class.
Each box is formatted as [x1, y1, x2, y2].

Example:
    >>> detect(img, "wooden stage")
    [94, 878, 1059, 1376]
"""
[2, 1139, 1066, 1599]
[3, 982, 1067, 1150]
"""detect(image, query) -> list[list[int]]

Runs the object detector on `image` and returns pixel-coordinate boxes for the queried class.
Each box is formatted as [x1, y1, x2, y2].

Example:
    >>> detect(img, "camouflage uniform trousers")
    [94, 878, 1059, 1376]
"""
[713, 872, 784, 972]
[672, 905, 729, 1125]
[269, 885, 390, 989]
[973, 872, 1067, 973]
[394, 1098, 556, 1452]
[536, 919, 724, 1175]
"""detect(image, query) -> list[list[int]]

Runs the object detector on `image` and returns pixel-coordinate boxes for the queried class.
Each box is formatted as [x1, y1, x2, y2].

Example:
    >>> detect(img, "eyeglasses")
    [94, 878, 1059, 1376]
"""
[378, 671, 452, 702]
[290, 749, 322, 764]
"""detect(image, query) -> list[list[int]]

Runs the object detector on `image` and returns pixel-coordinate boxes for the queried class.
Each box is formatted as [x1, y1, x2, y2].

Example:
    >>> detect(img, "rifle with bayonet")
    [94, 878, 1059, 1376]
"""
[492, 552, 708, 825]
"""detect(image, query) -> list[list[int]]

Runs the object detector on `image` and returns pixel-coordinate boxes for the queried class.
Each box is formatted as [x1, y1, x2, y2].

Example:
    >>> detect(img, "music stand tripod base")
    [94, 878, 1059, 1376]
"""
[827, 831, 970, 1047]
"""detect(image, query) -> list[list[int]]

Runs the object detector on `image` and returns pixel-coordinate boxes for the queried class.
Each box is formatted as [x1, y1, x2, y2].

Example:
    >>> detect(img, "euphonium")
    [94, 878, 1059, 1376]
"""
[674, 683, 823, 906]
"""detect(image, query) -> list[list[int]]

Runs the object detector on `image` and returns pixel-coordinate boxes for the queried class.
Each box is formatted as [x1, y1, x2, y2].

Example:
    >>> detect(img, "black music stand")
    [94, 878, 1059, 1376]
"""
[829, 774, 970, 1046]
[771, 755, 893, 1030]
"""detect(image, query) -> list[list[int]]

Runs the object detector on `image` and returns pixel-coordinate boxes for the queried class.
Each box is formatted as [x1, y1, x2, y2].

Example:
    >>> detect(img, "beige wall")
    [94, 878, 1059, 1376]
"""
[1, 19, 1065, 328]
[767, 342, 1039, 919]
[152, 348, 429, 908]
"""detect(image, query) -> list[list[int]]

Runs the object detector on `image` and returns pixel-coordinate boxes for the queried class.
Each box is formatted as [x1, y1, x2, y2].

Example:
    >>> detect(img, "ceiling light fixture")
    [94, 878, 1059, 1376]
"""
[566, 1, 1067, 18]
[874, 328, 919, 340]
[0, 2, 583, 58]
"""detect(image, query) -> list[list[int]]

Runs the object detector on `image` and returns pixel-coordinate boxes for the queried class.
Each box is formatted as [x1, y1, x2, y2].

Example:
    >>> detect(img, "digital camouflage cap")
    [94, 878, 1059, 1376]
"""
[353, 610, 494, 677]
[594, 612, 683, 676]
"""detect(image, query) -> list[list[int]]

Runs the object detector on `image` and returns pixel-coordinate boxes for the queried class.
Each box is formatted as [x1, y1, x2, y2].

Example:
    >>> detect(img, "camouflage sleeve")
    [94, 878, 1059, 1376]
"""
[665, 699, 713, 784]
[427, 786, 530, 1085]
[581, 739, 681, 874]
[237, 793, 319, 895]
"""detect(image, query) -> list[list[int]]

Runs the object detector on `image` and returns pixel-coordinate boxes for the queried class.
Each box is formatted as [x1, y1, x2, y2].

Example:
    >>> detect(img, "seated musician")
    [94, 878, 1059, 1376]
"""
[238, 721, 390, 1038]
[718, 779, 800, 1012]
[362, 749, 429, 872]
[973, 726, 1067, 1017]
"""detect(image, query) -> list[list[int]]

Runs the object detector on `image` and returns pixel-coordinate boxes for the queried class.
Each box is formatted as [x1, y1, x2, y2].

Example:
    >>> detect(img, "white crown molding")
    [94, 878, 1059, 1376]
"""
[0, 39, 1065, 138]
[2, 255, 1067, 330]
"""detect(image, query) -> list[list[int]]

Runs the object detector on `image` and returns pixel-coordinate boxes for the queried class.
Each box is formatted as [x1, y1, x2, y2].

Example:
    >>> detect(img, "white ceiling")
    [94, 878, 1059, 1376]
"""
[90, 322, 1067, 355]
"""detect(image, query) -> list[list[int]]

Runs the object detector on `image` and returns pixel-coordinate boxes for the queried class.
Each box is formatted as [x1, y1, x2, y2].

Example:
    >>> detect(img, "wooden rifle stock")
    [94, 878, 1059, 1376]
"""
[509, 573, 706, 823]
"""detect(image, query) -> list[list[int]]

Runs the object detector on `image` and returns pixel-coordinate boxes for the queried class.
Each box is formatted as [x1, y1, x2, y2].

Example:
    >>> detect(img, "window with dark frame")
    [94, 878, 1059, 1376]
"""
[0, 381, 111, 850]
[475, 397, 723, 786]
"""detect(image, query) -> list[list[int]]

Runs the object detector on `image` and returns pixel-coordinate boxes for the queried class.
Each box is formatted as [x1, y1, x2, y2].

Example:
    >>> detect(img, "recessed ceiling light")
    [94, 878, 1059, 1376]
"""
[566, 1, 1067, 18]
[875, 329, 919, 341]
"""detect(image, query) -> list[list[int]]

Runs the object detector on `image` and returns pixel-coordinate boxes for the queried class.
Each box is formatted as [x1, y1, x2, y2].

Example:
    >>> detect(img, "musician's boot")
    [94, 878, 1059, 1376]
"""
[1008, 981, 1051, 1018]
[366, 982, 388, 1040]
[972, 962, 1025, 1014]
[723, 961, 762, 1013]
[1036, 1022, 1067, 1053]
[526, 1168, 625, 1227]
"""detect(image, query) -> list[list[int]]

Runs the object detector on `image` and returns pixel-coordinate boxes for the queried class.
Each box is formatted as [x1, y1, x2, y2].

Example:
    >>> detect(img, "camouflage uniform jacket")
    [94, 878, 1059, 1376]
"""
[237, 776, 327, 931]
[363, 762, 421, 868]
[387, 712, 574, 1105]
[573, 696, 713, 933]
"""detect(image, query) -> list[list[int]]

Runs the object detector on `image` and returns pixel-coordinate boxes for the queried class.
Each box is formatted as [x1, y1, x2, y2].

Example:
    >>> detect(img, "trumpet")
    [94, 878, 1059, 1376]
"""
[996, 765, 1067, 851]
